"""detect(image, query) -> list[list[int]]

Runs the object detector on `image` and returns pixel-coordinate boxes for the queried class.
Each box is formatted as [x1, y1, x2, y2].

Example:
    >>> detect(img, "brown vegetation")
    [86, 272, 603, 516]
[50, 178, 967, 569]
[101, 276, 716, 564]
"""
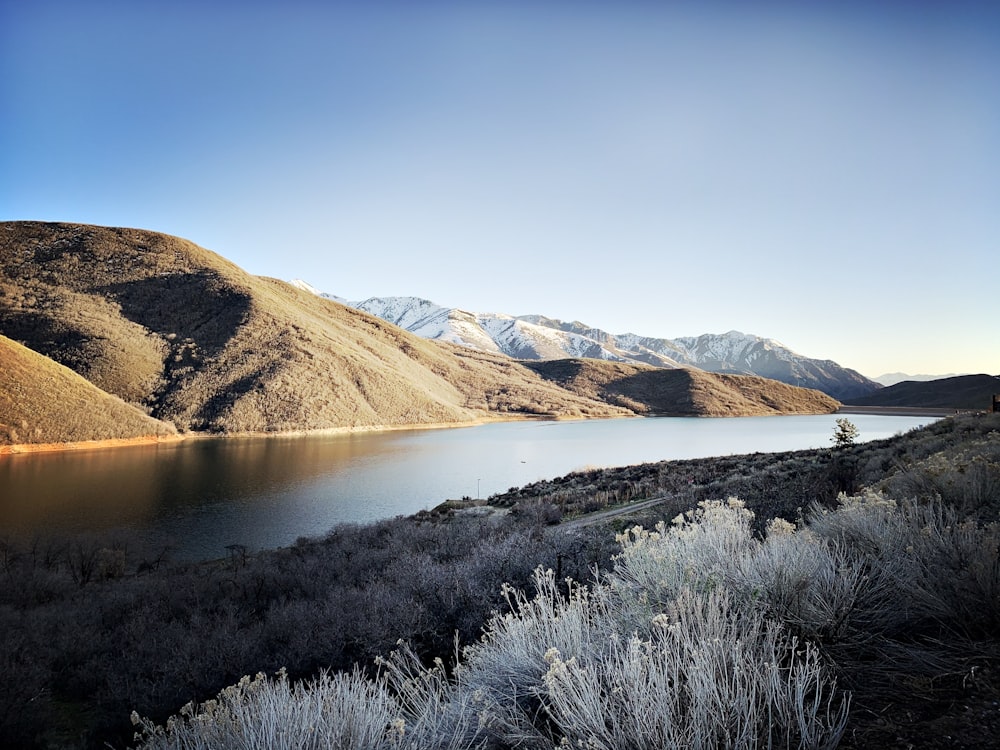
[526, 358, 839, 416]
[0, 335, 176, 446]
[1, 221, 838, 447]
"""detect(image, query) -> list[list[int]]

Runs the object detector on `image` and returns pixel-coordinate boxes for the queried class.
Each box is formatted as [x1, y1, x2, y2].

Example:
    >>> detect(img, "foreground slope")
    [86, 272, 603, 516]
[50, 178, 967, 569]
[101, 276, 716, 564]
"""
[0, 335, 176, 447]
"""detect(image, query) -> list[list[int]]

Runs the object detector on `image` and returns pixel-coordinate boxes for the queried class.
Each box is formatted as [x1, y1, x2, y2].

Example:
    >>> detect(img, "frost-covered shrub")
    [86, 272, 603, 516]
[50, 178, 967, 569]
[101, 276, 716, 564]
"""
[134, 500, 851, 750]
[538, 589, 846, 750]
[131, 669, 402, 750]
[806, 492, 1000, 640]
[130, 665, 490, 750]
[610, 498, 757, 612]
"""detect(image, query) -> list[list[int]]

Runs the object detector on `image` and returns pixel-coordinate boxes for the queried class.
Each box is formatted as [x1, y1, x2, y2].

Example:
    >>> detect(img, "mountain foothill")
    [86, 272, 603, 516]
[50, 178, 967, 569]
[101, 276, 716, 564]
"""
[0, 220, 886, 450]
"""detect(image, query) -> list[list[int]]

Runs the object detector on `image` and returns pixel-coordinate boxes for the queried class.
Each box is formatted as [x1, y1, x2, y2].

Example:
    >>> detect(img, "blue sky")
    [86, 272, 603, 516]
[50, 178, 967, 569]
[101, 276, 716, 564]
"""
[2, 0, 998, 378]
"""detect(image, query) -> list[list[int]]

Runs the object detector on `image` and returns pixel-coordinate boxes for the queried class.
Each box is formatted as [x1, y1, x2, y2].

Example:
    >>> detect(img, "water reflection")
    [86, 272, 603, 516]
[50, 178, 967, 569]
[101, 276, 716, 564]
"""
[0, 414, 935, 560]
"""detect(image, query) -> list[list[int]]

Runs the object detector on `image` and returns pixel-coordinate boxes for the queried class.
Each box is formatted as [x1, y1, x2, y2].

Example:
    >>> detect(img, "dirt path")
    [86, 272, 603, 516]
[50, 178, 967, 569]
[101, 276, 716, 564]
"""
[560, 495, 672, 531]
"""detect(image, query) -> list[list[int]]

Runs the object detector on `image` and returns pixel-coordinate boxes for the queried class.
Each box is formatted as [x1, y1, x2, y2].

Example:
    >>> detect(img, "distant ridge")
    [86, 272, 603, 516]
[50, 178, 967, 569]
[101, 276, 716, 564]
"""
[0, 222, 840, 448]
[317, 292, 879, 400]
[873, 372, 966, 387]
[845, 374, 1000, 411]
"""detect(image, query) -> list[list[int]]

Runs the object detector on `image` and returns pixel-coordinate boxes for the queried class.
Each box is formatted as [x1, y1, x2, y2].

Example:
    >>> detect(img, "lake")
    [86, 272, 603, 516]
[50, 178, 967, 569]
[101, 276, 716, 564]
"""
[0, 414, 935, 560]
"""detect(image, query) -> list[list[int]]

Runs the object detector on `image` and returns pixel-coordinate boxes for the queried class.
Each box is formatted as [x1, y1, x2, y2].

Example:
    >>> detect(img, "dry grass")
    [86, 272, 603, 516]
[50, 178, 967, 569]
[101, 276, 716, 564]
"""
[1, 221, 838, 442]
[526, 359, 840, 416]
[0, 335, 176, 444]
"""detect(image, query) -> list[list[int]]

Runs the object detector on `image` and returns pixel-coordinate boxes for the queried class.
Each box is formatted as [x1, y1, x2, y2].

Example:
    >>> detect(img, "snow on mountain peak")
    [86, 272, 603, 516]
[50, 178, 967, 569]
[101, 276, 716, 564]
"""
[289, 278, 324, 296]
[287, 281, 880, 400]
[289, 279, 347, 304]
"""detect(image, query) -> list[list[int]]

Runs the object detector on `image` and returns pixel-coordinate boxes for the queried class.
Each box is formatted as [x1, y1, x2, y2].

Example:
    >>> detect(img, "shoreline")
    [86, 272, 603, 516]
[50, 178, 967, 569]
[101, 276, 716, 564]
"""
[0, 413, 563, 457]
[836, 405, 968, 417]
[0, 433, 186, 456]
[1, 407, 950, 457]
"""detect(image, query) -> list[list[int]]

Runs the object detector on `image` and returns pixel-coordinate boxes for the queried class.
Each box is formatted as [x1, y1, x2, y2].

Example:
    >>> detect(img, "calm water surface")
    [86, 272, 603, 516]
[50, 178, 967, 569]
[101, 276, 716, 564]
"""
[0, 414, 935, 560]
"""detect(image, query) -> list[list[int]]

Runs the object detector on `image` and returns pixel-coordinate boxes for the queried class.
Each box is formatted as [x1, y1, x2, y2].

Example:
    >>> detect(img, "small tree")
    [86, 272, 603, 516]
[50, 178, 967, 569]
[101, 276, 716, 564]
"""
[831, 417, 859, 448]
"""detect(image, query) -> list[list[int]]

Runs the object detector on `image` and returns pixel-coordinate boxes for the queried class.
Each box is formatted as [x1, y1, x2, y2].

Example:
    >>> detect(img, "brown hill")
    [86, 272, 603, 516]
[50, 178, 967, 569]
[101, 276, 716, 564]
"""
[845, 374, 1000, 411]
[1, 222, 839, 444]
[0, 222, 631, 437]
[0, 334, 177, 447]
[524, 359, 840, 416]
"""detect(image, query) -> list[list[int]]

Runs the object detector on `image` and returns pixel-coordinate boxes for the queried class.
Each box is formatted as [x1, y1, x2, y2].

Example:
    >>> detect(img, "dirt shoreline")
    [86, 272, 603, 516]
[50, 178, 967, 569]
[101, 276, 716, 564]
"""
[3, 407, 952, 457]
[836, 405, 968, 417]
[0, 433, 186, 456]
[0, 413, 566, 457]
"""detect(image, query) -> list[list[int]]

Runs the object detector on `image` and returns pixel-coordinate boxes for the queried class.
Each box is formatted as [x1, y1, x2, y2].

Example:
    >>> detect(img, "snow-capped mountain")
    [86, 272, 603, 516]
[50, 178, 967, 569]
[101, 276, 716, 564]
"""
[355, 296, 502, 353]
[291, 283, 880, 400]
[351, 298, 640, 362]
[670, 331, 877, 400]
[288, 279, 348, 305]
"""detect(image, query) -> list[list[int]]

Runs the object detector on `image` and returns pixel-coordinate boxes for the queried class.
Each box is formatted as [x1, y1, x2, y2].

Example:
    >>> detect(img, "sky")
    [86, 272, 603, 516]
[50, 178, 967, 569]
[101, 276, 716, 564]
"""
[2, 0, 998, 378]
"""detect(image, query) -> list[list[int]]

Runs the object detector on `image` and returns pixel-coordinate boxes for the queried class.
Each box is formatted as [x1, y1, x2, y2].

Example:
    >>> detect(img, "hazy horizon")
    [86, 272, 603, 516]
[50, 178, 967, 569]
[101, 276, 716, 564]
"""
[3, 1, 997, 377]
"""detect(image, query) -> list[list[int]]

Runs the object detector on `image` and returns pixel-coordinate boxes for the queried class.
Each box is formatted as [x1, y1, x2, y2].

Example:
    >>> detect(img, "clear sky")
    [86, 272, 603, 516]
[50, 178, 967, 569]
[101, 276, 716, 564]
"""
[2, 0, 997, 378]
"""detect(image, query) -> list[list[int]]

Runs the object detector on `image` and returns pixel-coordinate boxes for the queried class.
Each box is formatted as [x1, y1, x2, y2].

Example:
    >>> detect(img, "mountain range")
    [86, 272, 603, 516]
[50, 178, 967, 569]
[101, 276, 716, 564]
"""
[288, 285, 879, 402]
[0, 222, 841, 448]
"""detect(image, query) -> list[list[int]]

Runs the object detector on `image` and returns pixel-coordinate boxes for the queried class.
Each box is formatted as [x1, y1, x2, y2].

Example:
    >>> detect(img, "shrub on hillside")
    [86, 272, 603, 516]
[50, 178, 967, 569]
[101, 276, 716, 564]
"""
[132, 486, 1000, 750]
[132, 501, 858, 750]
[0, 514, 615, 748]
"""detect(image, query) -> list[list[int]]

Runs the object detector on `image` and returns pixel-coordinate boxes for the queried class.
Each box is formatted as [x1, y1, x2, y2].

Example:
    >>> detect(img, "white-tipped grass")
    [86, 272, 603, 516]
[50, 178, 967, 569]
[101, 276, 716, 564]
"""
[133, 492, 1000, 750]
[537, 588, 847, 750]
[130, 664, 492, 750]
[130, 668, 405, 750]
[807, 492, 1000, 638]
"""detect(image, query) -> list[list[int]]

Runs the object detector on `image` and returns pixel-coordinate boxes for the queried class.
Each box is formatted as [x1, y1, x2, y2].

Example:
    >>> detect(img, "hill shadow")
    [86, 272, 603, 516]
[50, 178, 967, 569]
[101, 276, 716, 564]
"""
[523, 359, 586, 383]
[601, 369, 696, 413]
[103, 272, 251, 357]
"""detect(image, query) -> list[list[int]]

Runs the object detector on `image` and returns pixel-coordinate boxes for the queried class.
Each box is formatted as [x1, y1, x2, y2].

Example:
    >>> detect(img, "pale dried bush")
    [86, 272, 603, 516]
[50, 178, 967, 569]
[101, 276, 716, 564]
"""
[131, 667, 438, 750]
[539, 589, 846, 750]
[134, 501, 851, 750]
[806, 493, 1000, 640]
[882, 434, 1000, 519]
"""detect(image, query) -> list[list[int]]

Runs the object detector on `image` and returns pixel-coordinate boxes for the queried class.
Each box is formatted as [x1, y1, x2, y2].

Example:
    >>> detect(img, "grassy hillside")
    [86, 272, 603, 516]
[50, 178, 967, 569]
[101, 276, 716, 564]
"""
[0, 222, 633, 434]
[845, 373, 1000, 411]
[1, 222, 838, 442]
[0, 335, 176, 447]
[526, 358, 839, 416]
